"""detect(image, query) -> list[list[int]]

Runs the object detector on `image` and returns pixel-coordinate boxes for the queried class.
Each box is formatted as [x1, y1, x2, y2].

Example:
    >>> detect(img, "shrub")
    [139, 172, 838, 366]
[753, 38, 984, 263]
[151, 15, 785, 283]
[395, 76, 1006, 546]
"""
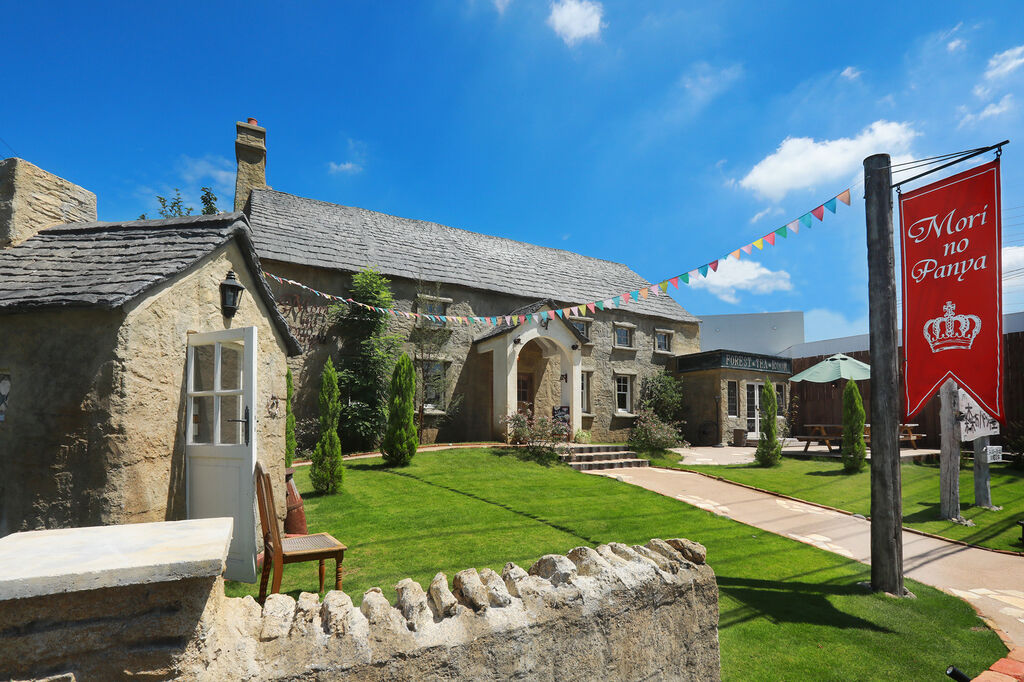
[754, 378, 782, 467]
[638, 374, 687, 436]
[841, 379, 867, 473]
[573, 429, 592, 444]
[310, 357, 344, 494]
[285, 368, 296, 468]
[499, 410, 569, 464]
[382, 354, 418, 467]
[628, 407, 680, 453]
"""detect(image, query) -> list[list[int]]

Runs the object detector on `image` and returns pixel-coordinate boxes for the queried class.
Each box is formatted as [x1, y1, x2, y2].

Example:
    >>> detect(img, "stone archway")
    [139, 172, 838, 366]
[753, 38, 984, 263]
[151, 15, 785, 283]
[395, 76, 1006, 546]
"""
[476, 317, 582, 439]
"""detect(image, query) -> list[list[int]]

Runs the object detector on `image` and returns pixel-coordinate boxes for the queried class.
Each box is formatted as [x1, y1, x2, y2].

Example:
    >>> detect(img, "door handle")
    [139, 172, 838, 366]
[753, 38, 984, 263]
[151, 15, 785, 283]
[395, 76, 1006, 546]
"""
[225, 406, 250, 446]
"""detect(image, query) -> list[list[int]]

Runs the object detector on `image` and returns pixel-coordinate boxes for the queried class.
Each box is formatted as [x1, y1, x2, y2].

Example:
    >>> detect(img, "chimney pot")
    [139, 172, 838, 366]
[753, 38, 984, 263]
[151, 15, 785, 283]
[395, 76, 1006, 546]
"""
[247, 117, 258, 126]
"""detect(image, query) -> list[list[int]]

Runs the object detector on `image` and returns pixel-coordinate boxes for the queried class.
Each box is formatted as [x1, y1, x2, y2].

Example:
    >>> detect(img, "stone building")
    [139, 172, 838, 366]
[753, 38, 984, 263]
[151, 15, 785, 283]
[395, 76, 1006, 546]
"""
[671, 350, 792, 446]
[233, 120, 701, 444]
[0, 160, 300, 580]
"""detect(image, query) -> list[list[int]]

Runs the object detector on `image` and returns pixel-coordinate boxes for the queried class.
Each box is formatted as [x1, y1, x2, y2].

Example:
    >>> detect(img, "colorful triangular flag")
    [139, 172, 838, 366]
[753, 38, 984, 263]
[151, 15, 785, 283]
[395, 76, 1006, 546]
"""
[788, 220, 799, 234]
[811, 205, 825, 221]
[837, 188, 851, 205]
[595, 301, 604, 311]
[764, 233, 775, 246]
[680, 272, 689, 284]
[587, 302, 596, 313]
[660, 281, 669, 292]
[709, 260, 719, 272]
[698, 264, 709, 277]
[824, 198, 837, 213]
[799, 213, 812, 228]
[741, 244, 752, 254]
[754, 239, 764, 250]
[775, 226, 787, 238]
[731, 249, 741, 259]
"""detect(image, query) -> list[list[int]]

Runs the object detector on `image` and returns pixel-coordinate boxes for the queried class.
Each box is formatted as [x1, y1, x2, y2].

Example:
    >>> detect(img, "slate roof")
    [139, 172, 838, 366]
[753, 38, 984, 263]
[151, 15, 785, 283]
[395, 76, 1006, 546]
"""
[0, 213, 301, 355]
[473, 299, 591, 345]
[246, 189, 699, 323]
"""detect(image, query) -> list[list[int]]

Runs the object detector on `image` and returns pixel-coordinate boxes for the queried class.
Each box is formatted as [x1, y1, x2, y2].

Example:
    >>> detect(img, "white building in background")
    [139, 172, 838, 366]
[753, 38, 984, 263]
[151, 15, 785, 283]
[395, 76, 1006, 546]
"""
[698, 311, 804, 356]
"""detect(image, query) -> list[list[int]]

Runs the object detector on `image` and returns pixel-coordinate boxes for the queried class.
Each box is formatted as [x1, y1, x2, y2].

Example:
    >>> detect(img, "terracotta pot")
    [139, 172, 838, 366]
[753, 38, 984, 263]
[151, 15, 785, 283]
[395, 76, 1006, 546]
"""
[283, 467, 308, 535]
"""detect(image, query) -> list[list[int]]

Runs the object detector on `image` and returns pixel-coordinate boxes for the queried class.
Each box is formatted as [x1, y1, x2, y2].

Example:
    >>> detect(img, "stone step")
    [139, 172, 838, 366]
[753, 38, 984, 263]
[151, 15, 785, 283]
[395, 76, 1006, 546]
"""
[565, 444, 629, 454]
[559, 451, 638, 463]
[569, 459, 650, 471]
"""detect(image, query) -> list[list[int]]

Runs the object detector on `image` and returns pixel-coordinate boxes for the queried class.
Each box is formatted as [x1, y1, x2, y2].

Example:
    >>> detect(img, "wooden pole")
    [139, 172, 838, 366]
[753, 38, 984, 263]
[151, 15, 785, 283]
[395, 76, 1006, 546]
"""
[864, 153, 903, 595]
[939, 379, 961, 520]
[973, 435, 993, 508]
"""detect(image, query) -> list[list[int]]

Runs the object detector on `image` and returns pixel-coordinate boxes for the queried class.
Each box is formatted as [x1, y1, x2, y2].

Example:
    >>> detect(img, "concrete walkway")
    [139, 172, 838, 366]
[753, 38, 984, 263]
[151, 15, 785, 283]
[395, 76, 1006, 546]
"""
[589, 466, 1024, 648]
[672, 442, 940, 466]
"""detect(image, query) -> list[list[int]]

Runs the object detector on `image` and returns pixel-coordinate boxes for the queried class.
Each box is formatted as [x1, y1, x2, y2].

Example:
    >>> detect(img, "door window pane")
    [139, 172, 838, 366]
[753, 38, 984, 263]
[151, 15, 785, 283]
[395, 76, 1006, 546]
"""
[192, 345, 215, 392]
[220, 394, 242, 445]
[220, 343, 243, 391]
[581, 372, 591, 413]
[727, 381, 738, 417]
[191, 396, 214, 443]
[746, 383, 758, 433]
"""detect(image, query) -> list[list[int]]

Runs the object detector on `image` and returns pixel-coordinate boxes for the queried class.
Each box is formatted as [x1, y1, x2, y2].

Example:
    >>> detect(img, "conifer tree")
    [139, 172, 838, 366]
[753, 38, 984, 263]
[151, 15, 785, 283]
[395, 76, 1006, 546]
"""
[310, 357, 344, 493]
[382, 354, 418, 467]
[754, 378, 782, 467]
[285, 368, 296, 467]
[841, 379, 867, 473]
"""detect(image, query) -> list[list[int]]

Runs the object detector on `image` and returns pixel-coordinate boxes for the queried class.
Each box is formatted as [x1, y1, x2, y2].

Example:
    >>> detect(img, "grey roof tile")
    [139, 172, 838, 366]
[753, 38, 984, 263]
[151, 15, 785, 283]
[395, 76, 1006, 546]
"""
[0, 213, 301, 355]
[246, 189, 698, 323]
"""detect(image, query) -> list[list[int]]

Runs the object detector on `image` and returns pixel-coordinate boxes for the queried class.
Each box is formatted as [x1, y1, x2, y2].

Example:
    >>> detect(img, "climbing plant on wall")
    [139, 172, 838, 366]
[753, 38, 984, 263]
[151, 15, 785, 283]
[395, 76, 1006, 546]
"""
[330, 268, 402, 453]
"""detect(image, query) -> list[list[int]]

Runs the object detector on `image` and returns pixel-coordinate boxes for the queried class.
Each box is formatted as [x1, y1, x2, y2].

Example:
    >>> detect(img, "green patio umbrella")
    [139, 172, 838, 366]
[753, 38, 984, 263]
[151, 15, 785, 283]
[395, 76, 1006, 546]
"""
[789, 353, 871, 383]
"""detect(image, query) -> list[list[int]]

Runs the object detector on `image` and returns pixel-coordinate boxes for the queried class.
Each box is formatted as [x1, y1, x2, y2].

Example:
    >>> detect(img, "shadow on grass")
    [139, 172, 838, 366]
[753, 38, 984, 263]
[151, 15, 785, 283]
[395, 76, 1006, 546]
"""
[489, 446, 561, 467]
[718, 576, 891, 632]
[380, 469, 601, 546]
[805, 468, 854, 477]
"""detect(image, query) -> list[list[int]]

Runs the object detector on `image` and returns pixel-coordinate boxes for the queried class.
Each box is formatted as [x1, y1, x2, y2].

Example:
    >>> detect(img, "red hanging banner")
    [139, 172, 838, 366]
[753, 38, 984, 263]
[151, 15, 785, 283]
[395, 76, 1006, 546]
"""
[899, 159, 1003, 421]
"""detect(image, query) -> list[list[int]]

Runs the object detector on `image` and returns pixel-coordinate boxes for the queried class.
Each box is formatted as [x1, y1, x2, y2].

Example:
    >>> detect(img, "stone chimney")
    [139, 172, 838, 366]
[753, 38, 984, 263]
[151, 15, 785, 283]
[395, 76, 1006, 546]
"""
[0, 158, 97, 249]
[234, 118, 268, 212]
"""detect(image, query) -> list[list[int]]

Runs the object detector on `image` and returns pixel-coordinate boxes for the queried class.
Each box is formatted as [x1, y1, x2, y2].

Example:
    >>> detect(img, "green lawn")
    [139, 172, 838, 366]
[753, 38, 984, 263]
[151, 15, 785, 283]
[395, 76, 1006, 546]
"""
[650, 454, 1024, 553]
[227, 449, 1005, 680]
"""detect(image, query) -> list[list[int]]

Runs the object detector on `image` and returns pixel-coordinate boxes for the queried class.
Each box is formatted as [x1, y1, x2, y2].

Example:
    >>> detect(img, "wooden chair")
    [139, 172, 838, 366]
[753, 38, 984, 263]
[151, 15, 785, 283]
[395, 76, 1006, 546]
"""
[254, 462, 347, 604]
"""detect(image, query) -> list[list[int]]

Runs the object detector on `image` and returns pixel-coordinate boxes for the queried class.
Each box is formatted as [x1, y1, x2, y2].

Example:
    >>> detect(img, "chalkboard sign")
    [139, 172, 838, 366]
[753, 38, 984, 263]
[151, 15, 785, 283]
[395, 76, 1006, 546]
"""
[552, 405, 570, 423]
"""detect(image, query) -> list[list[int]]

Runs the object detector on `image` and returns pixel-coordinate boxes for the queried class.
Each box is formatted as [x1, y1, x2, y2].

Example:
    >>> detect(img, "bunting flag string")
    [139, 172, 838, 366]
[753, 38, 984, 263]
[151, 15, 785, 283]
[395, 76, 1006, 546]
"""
[264, 187, 853, 327]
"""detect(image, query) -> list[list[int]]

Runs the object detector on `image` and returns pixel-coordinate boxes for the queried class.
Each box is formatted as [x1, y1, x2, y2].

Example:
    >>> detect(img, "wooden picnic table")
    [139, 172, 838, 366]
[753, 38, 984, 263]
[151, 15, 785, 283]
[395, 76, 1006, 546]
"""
[796, 423, 922, 452]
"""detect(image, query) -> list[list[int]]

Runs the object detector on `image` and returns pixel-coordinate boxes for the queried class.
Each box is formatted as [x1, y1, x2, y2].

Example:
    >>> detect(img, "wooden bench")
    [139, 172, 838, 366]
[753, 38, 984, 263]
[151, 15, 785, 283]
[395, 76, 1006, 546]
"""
[797, 424, 926, 453]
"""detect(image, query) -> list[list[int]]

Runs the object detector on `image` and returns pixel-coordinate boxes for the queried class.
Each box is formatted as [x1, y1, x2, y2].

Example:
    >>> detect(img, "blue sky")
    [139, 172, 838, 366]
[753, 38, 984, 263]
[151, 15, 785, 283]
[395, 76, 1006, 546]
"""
[3, 1, 1022, 341]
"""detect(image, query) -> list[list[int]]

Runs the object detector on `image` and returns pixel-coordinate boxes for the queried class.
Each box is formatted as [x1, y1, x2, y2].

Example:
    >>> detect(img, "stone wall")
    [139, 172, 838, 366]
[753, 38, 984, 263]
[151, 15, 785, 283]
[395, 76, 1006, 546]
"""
[0, 242, 290, 535]
[0, 158, 96, 248]
[1, 535, 720, 681]
[264, 259, 700, 445]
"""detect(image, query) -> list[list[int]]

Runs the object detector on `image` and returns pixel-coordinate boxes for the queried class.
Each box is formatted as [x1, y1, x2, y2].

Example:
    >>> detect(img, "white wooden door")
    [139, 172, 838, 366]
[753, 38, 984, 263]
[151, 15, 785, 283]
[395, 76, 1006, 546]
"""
[746, 383, 761, 436]
[185, 327, 258, 582]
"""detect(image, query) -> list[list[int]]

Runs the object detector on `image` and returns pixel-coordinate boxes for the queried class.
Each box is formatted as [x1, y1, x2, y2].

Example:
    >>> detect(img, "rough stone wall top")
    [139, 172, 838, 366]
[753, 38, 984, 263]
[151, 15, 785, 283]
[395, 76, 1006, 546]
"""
[0, 157, 97, 248]
[247, 188, 699, 323]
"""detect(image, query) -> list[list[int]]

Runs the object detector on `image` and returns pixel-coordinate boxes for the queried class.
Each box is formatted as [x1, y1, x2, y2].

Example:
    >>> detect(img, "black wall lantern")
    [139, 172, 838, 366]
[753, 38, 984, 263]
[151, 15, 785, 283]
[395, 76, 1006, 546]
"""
[220, 270, 246, 318]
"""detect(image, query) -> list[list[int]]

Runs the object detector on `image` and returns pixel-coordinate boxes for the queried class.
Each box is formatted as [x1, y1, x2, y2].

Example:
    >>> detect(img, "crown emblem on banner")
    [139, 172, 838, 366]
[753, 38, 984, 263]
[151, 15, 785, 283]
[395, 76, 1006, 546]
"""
[923, 301, 981, 353]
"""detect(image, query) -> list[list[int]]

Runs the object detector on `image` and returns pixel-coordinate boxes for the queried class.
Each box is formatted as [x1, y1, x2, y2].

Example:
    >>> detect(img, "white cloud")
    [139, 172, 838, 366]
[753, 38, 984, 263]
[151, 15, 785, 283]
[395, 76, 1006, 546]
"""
[547, 0, 603, 46]
[840, 66, 861, 81]
[984, 44, 1024, 80]
[959, 93, 1015, 128]
[749, 207, 782, 224]
[689, 258, 792, 305]
[494, 0, 512, 14]
[1004, 245, 1024, 272]
[176, 155, 235, 195]
[804, 308, 869, 342]
[681, 62, 743, 106]
[947, 38, 966, 53]
[328, 139, 366, 176]
[738, 120, 918, 202]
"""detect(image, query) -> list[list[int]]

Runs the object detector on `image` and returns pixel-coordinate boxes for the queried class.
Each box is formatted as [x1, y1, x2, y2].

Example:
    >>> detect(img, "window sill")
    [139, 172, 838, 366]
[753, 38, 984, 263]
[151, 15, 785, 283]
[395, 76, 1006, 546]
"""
[653, 349, 674, 356]
[422, 408, 447, 417]
[612, 345, 637, 351]
[581, 412, 596, 418]
[613, 412, 637, 418]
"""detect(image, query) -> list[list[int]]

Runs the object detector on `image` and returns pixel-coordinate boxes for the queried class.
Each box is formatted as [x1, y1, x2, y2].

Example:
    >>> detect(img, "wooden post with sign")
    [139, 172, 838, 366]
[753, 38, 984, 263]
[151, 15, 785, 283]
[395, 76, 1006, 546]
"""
[939, 379, 961, 520]
[864, 153, 903, 596]
[973, 435, 993, 508]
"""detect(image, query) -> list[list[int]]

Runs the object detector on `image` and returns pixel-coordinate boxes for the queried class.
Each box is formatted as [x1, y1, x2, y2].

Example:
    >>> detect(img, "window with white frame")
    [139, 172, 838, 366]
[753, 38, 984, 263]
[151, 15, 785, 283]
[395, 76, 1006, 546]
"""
[581, 371, 593, 413]
[654, 329, 673, 353]
[417, 295, 451, 326]
[570, 318, 591, 339]
[727, 381, 738, 417]
[613, 323, 635, 349]
[776, 383, 785, 410]
[614, 374, 633, 413]
[421, 361, 446, 410]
